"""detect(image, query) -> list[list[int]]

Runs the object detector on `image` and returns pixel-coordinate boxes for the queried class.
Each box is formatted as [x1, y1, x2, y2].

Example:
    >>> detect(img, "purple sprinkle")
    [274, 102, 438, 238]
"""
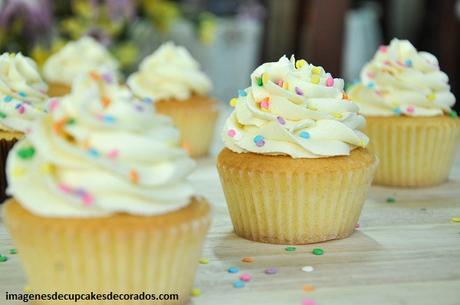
[74, 188, 87, 197]
[277, 116, 286, 125]
[102, 73, 113, 83]
[264, 268, 277, 275]
[134, 103, 145, 112]
[295, 86, 303, 96]
[256, 140, 265, 147]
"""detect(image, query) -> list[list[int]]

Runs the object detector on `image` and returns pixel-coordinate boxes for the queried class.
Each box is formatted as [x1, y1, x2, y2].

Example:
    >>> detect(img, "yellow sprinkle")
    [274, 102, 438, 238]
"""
[41, 163, 54, 174]
[332, 112, 343, 119]
[427, 93, 436, 102]
[451, 217, 460, 223]
[311, 66, 322, 75]
[282, 81, 289, 90]
[307, 105, 317, 111]
[262, 72, 270, 85]
[191, 288, 201, 297]
[296, 59, 307, 69]
[12, 167, 26, 177]
[229, 98, 238, 107]
[199, 258, 209, 264]
[311, 75, 320, 84]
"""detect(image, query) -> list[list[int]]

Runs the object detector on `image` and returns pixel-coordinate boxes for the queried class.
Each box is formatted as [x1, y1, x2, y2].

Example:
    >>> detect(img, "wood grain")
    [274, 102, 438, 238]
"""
[1, 145, 459, 305]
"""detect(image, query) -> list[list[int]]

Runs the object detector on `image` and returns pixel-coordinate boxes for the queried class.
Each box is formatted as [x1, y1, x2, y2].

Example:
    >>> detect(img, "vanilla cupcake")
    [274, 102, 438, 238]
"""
[128, 42, 218, 157]
[43, 36, 119, 97]
[0, 53, 48, 201]
[217, 56, 378, 245]
[3, 72, 211, 304]
[348, 39, 459, 187]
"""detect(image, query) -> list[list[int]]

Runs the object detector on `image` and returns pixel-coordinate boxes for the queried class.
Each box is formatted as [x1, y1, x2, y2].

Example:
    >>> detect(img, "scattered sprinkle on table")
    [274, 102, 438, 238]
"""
[301, 266, 314, 272]
[285, 246, 297, 252]
[241, 257, 254, 263]
[312, 248, 324, 256]
[233, 280, 245, 288]
[191, 288, 201, 297]
[199, 258, 209, 264]
[303, 284, 315, 292]
[228, 267, 239, 273]
[239, 274, 252, 282]
[9, 248, 17, 255]
[451, 217, 460, 223]
[264, 268, 278, 275]
[0, 255, 8, 262]
[386, 197, 396, 203]
[302, 298, 317, 305]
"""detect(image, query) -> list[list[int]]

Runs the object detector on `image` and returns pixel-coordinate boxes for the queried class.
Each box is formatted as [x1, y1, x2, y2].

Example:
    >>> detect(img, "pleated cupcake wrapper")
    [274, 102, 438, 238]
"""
[217, 160, 377, 245]
[0, 137, 19, 203]
[5, 202, 211, 305]
[157, 106, 218, 158]
[366, 118, 460, 187]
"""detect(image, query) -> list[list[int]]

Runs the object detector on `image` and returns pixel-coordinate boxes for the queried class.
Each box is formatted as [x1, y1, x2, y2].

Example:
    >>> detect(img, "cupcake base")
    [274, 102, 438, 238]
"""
[3, 197, 211, 305]
[155, 95, 218, 158]
[365, 116, 460, 187]
[217, 148, 378, 244]
[47, 82, 71, 97]
[0, 130, 23, 203]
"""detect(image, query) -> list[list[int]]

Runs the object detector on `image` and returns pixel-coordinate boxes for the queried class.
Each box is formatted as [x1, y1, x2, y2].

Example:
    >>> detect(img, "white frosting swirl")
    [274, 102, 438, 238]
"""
[7, 72, 196, 217]
[127, 42, 212, 101]
[348, 38, 456, 116]
[223, 56, 369, 158]
[0, 53, 48, 132]
[43, 37, 119, 85]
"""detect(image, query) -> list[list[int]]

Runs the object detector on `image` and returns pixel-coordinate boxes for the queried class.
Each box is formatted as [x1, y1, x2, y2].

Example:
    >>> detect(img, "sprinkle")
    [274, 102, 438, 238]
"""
[262, 73, 269, 85]
[89, 71, 100, 80]
[325, 77, 334, 87]
[228, 266, 239, 273]
[107, 149, 119, 159]
[303, 284, 315, 292]
[129, 170, 139, 184]
[255, 141, 265, 148]
[282, 81, 289, 90]
[17, 105, 25, 114]
[379, 45, 388, 53]
[312, 248, 324, 256]
[355, 223, 360, 228]
[302, 298, 316, 305]
[405, 59, 413, 67]
[311, 66, 321, 75]
[407, 106, 415, 113]
[9, 248, 17, 255]
[240, 274, 252, 282]
[4, 95, 13, 102]
[0, 112, 6, 119]
[296, 59, 307, 69]
[451, 217, 460, 223]
[427, 93, 436, 102]
[277, 116, 286, 125]
[58, 183, 72, 193]
[82, 194, 94, 206]
[17, 146, 35, 159]
[260, 97, 270, 110]
[143, 97, 153, 104]
[102, 115, 116, 123]
[396, 60, 405, 67]
[307, 105, 317, 111]
[48, 99, 59, 112]
[18, 92, 27, 97]
[191, 288, 201, 297]
[383, 60, 391, 65]
[264, 268, 277, 275]
[394, 108, 401, 116]
[0, 255, 8, 263]
[199, 258, 209, 264]
[310, 75, 320, 84]
[230, 98, 238, 107]
[182, 142, 192, 154]
[299, 131, 310, 139]
[295, 87, 304, 95]
[367, 72, 375, 79]
[12, 167, 25, 177]
[449, 110, 458, 118]
[257, 76, 263, 86]
[301, 266, 314, 272]
[238, 89, 247, 97]
[276, 80, 284, 87]
[241, 257, 254, 263]
[101, 96, 111, 108]
[233, 280, 245, 288]
[88, 148, 100, 157]
[227, 129, 236, 137]
[253, 135, 264, 144]
[285, 246, 296, 252]
[102, 73, 113, 83]
[386, 197, 396, 203]
[332, 112, 343, 119]
[367, 82, 375, 89]
[40, 163, 53, 174]
[342, 93, 349, 100]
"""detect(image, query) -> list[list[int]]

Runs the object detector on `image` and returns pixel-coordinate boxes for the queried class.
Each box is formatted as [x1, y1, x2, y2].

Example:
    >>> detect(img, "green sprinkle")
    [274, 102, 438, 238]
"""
[257, 77, 263, 86]
[0, 112, 6, 119]
[285, 246, 296, 252]
[312, 248, 324, 256]
[386, 197, 396, 203]
[198, 258, 209, 264]
[9, 248, 17, 255]
[0, 255, 8, 262]
[17, 147, 36, 159]
[66, 118, 76, 125]
[449, 110, 458, 118]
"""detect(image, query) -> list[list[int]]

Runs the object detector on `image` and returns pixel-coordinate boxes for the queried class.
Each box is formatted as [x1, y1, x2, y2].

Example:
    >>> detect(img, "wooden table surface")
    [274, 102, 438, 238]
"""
[1, 131, 460, 305]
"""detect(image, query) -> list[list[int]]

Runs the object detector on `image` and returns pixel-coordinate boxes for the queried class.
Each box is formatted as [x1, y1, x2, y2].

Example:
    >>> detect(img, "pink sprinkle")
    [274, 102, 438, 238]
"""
[227, 129, 236, 137]
[276, 80, 284, 87]
[383, 60, 391, 66]
[302, 299, 316, 305]
[379, 45, 388, 53]
[82, 194, 94, 206]
[325, 77, 334, 87]
[239, 274, 252, 282]
[396, 60, 405, 67]
[375, 90, 383, 96]
[367, 72, 375, 79]
[48, 99, 59, 112]
[18, 105, 25, 114]
[58, 183, 72, 193]
[407, 106, 415, 113]
[260, 100, 270, 109]
[107, 149, 119, 159]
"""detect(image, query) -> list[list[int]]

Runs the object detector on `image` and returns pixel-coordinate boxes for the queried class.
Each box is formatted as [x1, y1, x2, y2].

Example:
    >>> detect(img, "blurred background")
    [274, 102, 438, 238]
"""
[0, 0, 459, 111]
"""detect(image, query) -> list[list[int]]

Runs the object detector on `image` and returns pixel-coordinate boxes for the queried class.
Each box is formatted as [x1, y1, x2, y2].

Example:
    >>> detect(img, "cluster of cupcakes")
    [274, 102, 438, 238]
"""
[0, 36, 458, 305]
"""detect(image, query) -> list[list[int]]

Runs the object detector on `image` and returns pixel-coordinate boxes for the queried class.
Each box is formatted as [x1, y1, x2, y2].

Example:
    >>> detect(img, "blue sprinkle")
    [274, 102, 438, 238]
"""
[405, 59, 413, 67]
[238, 89, 247, 97]
[394, 108, 401, 116]
[227, 267, 239, 273]
[367, 82, 375, 89]
[15, 103, 21, 109]
[143, 97, 153, 104]
[233, 280, 245, 288]
[3, 95, 13, 102]
[103, 115, 116, 123]
[299, 131, 310, 139]
[18, 92, 27, 97]
[88, 148, 100, 157]
[253, 135, 264, 144]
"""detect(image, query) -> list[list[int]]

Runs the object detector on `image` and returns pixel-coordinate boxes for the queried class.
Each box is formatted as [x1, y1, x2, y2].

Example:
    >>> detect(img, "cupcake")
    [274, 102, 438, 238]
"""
[0, 53, 48, 201]
[217, 56, 378, 244]
[3, 72, 211, 304]
[43, 36, 119, 97]
[348, 39, 459, 187]
[128, 42, 218, 157]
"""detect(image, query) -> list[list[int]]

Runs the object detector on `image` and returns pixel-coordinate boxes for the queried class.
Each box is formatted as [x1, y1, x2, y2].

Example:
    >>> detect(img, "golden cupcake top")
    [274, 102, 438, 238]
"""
[348, 38, 456, 117]
[223, 55, 369, 158]
[7, 71, 196, 217]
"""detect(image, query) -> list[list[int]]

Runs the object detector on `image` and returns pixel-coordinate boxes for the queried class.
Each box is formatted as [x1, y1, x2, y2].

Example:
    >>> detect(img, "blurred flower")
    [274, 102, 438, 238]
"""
[198, 13, 216, 45]
[31, 39, 65, 67]
[112, 41, 139, 69]
[105, 0, 136, 21]
[140, 0, 179, 31]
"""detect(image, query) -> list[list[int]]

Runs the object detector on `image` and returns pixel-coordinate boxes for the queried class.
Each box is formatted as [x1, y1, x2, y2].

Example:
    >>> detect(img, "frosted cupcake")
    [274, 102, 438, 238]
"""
[217, 56, 378, 244]
[3, 72, 211, 304]
[0, 53, 48, 201]
[348, 39, 459, 187]
[128, 42, 218, 157]
[43, 36, 119, 97]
